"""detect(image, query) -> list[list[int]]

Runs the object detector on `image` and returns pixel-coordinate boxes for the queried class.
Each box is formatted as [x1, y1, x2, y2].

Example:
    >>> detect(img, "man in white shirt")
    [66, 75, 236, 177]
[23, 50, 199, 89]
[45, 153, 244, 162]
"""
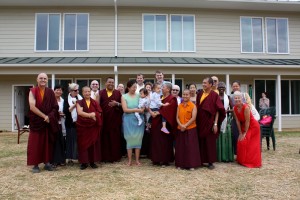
[90, 80, 99, 100]
[136, 73, 145, 94]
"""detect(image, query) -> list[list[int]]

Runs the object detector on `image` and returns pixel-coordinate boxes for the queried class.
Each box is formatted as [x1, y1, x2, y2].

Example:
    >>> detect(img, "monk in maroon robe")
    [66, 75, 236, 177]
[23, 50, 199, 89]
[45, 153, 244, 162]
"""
[98, 77, 123, 162]
[150, 82, 177, 166]
[196, 77, 225, 169]
[76, 86, 103, 170]
[27, 73, 59, 173]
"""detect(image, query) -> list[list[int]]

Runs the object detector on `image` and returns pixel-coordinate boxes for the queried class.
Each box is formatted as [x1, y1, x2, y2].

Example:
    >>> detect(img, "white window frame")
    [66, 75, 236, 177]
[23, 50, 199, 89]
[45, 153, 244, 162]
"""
[34, 13, 61, 52]
[142, 13, 168, 52]
[170, 14, 196, 53]
[240, 16, 264, 54]
[265, 17, 290, 54]
[63, 13, 89, 51]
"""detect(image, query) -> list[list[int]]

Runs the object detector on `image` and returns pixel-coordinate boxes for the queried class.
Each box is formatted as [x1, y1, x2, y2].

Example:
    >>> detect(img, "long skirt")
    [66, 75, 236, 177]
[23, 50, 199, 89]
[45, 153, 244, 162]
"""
[175, 128, 201, 168]
[217, 121, 234, 162]
[231, 118, 239, 155]
[123, 113, 144, 149]
[78, 137, 101, 164]
[66, 126, 78, 160]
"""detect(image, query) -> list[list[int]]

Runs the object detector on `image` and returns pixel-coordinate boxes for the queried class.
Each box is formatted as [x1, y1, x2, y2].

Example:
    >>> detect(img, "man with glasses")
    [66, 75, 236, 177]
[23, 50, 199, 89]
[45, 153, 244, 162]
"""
[172, 85, 182, 105]
[90, 80, 100, 100]
[211, 76, 219, 95]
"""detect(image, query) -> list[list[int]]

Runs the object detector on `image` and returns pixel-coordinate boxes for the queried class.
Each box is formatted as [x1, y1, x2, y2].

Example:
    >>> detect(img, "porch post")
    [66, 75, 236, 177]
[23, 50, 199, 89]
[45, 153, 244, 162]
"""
[277, 74, 282, 132]
[51, 74, 55, 90]
[226, 74, 230, 95]
[172, 74, 175, 85]
[114, 65, 118, 89]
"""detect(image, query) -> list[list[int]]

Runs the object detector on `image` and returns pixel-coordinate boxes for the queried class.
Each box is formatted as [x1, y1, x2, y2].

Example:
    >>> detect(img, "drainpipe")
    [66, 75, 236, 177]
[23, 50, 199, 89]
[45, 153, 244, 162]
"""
[114, 0, 118, 58]
[172, 74, 175, 85]
[114, 65, 118, 88]
[51, 74, 55, 90]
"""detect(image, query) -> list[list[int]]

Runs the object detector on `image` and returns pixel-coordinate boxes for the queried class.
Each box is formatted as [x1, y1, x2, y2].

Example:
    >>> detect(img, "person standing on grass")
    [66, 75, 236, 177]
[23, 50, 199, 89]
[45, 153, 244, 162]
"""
[90, 80, 100, 100]
[172, 84, 182, 105]
[27, 73, 59, 173]
[196, 77, 225, 170]
[136, 73, 145, 95]
[76, 86, 103, 170]
[121, 80, 145, 166]
[149, 82, 177, 166]
[98, 77, 123, 162]
[175, 89, 201, 170]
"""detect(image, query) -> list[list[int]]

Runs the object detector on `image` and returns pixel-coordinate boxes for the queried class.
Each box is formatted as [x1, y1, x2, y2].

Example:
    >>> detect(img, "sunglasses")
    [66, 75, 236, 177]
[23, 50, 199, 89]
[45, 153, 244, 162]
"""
[213, 80, 218, 82]
[72, 89, 79, 92]
[172, 89, 179, 91]
[92, 84, 98, 85]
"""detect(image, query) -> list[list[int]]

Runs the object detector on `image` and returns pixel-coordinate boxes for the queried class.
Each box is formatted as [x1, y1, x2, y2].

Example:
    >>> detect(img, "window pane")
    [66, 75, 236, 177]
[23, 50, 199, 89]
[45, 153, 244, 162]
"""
[76, 80, 88, 96]
[291, 80, 300, 114]
[36, 14, 48, 50]
[143, 15, 155, 51]
[171, 15, 182, 51]
[277, 19, 288, 53]
[48, 14, 60, 50]
[255, 80, 265, 110]
[76, 14, 88, 50]
[183, 16, 195, 51]
[267, 19, 277, 53]
[266, 80, 276, 107]
[64, 14, 76, 50]
[241, 17, 252, 52]
[252, 18, 263, 52]
[281, 80, 289, 114]
[155, 15, 167, 51]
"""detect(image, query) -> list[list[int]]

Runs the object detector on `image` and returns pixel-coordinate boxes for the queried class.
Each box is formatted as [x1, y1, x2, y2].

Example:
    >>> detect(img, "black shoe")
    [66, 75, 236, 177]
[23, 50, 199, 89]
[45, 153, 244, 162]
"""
[90, 163, 98, 169]
[80, 163, 88, 170]
[208, 163, 215, 170]
[44, 163, 54, 171]
[32, 166, 40, 173]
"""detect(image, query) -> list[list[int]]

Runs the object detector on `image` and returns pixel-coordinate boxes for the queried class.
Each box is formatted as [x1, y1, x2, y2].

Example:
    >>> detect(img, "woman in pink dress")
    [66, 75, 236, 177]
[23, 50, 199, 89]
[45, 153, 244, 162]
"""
[233, 91, 261, 168]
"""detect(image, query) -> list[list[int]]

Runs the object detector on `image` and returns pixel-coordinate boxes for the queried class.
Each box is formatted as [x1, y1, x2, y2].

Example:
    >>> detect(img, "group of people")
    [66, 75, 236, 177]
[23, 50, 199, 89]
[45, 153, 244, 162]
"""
[27, 71, 262, 173]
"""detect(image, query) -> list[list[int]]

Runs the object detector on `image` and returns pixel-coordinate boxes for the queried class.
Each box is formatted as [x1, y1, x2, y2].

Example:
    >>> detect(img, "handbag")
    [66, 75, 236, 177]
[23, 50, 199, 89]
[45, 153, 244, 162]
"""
[260, 115, 272, 125]
[250, 104, 260, 121]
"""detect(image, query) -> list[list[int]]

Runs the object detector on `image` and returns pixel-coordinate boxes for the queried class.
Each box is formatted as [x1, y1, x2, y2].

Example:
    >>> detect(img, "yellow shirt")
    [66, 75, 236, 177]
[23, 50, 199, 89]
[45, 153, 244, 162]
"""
[177, 101, 196, 130]
[85, 99, 91, 108]
[106, 88, 113, 97]
[200, 90, 210, 104]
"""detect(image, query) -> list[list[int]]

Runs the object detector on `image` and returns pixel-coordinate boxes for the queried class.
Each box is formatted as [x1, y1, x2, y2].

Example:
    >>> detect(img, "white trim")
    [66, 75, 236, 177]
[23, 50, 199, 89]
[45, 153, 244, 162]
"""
[265, 17, 289, 54]
[142, 13, 168, 52]
[277, 75, 282, 131]
[11, 84, 34, 132]
[240, 16, 264, 54]
[114, 0, 118, 57]
[34, 13, 61, 52]
[170, 14, 196, 52]
[63, 13, 89, 51]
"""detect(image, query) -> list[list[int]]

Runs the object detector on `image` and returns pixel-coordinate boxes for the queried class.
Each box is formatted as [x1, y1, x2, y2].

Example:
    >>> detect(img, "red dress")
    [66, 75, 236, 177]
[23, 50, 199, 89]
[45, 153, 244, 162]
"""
[234, 104, 262, 168]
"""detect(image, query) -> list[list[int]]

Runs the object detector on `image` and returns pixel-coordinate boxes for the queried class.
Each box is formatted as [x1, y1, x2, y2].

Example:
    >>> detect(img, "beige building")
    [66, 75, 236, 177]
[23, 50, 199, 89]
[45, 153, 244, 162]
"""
[0, 0, 300, 131]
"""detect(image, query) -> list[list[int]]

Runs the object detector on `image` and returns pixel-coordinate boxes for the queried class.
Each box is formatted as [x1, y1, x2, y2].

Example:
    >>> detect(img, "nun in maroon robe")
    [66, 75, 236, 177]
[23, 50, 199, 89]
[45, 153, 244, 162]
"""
[196, 77, 225, 169]
[98, 77, 123, 162]
[150, 82, 177, 165]
[76, 87, 103, 170]
[27, 73, 59, 173]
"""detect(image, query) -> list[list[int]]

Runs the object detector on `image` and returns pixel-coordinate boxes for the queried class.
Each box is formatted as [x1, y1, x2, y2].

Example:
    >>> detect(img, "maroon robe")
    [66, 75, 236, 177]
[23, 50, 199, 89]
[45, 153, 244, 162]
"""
[150, 94, 177, 164]
[76, 98, 102, 164]
[27, 87, 59, 166]
[99, 89, 123, 162]
[196, 90, 225, 165]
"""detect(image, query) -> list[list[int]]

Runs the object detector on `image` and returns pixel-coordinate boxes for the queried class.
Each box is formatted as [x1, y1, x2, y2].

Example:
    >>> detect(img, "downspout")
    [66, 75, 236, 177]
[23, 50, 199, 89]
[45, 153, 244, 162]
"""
[114, 0, 118, 58]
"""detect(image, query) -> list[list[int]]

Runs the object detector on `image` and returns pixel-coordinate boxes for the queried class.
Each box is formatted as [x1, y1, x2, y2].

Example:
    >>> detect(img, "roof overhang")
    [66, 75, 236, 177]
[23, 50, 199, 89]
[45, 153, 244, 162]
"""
[1, 0, 300, 12]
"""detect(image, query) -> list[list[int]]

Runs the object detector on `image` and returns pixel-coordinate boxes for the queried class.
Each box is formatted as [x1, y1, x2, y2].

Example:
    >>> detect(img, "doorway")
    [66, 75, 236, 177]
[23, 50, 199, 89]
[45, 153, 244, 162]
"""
[13, 85, 32, 131]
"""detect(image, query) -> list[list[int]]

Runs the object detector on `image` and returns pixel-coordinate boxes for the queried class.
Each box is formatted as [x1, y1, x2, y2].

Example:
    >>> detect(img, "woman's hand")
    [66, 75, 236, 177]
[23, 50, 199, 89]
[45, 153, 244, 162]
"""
[212, 124, 218, 134]
[238, 133, 246, 141]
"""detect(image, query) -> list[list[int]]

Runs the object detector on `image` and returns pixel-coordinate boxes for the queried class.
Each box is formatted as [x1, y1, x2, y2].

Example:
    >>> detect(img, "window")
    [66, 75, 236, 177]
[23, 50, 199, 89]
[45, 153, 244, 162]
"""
[254, 80, 276, 111]
[35, 13, 60, 51]
[143, 14, 167, 51]
[48, 79, 72, 99]
[240, 17, 263, 53]
[170, 15, 195, 52]
[76, 79, 101, 95]
[64, 13, 89, 51]
[281, 80, 300, 115]
[266, 18, 289, 54]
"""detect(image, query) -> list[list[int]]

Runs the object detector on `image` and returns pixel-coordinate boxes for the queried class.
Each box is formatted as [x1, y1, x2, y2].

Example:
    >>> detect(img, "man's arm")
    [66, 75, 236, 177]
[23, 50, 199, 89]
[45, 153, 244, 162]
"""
[28, 91, 49, 123]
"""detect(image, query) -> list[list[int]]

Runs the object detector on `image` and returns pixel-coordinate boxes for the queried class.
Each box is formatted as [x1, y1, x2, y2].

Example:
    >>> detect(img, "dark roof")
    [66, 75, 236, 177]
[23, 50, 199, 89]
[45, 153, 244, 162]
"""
[0, 57, 300, 65]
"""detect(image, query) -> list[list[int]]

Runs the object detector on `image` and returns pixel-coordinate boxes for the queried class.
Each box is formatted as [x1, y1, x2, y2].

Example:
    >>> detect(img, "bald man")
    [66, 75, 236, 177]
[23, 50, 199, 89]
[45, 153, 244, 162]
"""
[27, 73, 59, 173]
[90, 80, 100, 100]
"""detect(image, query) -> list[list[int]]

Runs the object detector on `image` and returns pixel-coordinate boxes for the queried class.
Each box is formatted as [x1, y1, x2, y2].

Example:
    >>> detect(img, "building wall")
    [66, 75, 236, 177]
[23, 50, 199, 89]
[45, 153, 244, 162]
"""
[0, 7, 300, 58]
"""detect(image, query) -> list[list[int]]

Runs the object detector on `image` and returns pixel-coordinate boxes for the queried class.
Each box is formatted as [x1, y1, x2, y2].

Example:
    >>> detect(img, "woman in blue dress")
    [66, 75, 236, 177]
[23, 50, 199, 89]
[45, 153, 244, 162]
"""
[121, 80, 145, 166]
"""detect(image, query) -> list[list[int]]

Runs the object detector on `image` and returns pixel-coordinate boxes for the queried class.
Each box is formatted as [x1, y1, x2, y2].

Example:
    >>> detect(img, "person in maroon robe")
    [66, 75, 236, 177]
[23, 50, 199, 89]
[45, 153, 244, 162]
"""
[27, 73, 59, 173]
[76, 86, 103, 170]
[98, 77, 123, 162]
[196, 77, 225, 169]
[149, 82, 177, 166]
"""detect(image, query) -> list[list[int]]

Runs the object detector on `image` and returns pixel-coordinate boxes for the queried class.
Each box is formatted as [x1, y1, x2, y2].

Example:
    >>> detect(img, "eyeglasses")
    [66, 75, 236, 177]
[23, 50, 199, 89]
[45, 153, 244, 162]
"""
[92, 84, 98, 85]
[213, 80, 218, 82]
[172, 89, 179, 91]
[72, 89, 79, 92]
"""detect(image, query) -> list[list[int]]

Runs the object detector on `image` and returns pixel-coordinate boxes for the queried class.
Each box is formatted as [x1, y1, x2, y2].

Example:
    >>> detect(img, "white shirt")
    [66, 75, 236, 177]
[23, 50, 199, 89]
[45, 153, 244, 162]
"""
[136, 83, 145, 94]
[91, 90, 99, 100]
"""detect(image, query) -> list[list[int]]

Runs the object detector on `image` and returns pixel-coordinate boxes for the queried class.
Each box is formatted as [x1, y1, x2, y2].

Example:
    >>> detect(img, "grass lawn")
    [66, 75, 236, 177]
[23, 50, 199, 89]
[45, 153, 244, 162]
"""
[0, 132, 299, 199]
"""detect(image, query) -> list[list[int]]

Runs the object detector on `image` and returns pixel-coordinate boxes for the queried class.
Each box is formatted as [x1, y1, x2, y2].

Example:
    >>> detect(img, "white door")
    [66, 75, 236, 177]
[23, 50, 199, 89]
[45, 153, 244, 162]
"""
[14, 86, 31, 130]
